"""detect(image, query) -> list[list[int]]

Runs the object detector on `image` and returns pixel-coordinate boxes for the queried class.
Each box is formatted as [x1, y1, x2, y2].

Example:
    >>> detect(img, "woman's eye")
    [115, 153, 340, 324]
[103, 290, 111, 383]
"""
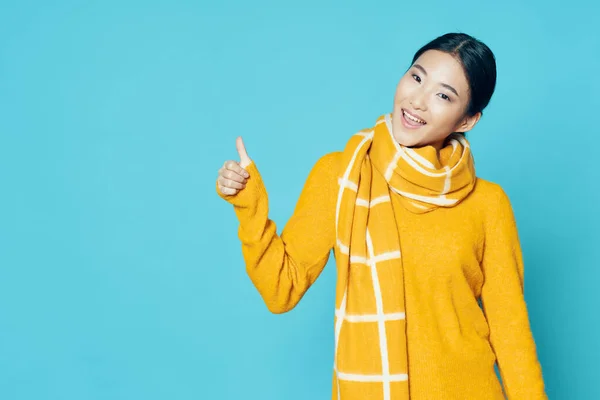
[412, 74, 421, 83]
[438, 93, 450, 101]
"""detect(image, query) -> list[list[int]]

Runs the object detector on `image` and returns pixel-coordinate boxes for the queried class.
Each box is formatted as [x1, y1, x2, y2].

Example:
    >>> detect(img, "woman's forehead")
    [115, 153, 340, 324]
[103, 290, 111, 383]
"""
[413, 51, 467, 81]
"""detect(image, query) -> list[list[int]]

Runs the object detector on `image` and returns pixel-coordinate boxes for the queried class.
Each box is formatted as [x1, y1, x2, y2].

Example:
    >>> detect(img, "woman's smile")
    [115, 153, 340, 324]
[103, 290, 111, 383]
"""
[401, 108, 427, 129]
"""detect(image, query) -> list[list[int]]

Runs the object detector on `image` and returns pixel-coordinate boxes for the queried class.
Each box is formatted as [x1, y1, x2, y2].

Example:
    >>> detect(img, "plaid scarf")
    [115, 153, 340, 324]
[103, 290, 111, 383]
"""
[332, 113, 476, 400]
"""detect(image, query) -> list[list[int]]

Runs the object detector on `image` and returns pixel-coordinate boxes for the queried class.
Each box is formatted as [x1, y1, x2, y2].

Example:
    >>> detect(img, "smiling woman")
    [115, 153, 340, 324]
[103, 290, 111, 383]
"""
[216, 32, 547, 400]
[391, 33, 497, 152]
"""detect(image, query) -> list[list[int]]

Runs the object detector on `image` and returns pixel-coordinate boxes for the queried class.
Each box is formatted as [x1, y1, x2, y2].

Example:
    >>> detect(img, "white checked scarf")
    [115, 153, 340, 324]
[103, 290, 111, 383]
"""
[331, 113, 476, 400]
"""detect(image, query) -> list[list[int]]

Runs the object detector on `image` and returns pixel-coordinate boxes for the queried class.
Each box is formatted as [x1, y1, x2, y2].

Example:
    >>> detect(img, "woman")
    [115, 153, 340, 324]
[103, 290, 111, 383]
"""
[216, 33, 547, 400]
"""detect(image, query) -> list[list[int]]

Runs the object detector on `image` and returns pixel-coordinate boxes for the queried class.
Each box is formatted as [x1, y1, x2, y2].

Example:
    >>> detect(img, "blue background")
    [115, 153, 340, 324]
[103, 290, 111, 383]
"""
[1, 0, 598, 399]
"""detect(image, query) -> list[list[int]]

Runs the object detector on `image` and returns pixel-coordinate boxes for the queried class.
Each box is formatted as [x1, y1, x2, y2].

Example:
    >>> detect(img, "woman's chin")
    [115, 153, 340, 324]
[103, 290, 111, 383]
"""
[393, 132, 420, 148]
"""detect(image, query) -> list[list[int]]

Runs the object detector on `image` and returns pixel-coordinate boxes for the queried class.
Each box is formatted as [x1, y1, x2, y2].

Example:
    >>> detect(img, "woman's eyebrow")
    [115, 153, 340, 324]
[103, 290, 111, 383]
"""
[413, 64, 428, 76]
[441, 83, 460, 97]
[412, 63, 460, 98]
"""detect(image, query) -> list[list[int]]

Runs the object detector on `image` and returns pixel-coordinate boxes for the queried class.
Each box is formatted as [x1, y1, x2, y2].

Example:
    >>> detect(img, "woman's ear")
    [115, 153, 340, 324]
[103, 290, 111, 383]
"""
[455, 112, 481, 133]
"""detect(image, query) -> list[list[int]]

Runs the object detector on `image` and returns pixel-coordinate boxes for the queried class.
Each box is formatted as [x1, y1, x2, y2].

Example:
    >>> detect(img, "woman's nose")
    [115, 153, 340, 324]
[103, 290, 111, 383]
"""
[409, 90, 427, 111]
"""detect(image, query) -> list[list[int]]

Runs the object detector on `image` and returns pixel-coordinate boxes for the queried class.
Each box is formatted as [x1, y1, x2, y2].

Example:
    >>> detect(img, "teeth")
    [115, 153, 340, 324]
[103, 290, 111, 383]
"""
[403, 110, 425, 124]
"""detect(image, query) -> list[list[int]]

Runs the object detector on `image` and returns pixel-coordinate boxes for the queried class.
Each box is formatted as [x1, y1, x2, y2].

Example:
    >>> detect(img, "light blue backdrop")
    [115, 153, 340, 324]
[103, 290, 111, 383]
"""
[1, 0, 598, 399]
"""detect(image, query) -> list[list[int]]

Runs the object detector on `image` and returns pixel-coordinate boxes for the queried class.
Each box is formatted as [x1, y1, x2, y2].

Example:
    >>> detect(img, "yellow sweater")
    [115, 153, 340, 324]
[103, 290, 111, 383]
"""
[218, 151, 547, 399]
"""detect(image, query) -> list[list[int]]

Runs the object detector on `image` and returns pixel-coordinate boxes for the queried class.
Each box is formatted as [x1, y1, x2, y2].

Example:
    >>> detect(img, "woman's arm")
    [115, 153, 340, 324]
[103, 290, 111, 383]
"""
[217, 152, 340, 313]
[480, 185, 548, 399]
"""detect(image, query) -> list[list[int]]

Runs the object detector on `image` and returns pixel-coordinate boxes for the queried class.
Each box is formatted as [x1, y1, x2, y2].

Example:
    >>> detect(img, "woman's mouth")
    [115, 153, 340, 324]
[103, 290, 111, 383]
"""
[401, 109, 427, 129]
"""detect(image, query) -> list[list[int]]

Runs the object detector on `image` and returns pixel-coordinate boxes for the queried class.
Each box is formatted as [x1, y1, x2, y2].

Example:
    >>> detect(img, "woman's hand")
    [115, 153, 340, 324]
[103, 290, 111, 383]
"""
[217, 136, 252, 196]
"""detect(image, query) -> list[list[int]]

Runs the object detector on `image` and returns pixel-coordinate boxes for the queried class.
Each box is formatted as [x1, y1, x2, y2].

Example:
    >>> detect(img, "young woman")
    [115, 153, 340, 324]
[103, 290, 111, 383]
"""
[216, 33, 547, 400]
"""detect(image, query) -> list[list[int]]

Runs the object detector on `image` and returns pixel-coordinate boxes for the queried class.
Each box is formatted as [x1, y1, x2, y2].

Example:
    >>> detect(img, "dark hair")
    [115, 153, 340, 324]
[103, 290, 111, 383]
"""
[411, 32, 497, 122]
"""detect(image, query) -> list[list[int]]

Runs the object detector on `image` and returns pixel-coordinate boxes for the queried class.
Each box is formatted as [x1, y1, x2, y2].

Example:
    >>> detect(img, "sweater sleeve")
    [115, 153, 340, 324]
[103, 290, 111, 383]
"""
[480, 185, 548, 399]
[216, 152, 340, 313]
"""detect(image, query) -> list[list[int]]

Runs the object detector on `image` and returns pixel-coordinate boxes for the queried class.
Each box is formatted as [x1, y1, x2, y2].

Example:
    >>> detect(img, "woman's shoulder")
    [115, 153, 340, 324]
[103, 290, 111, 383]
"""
[473, 177, 506, 197]
[309, 151, 344, 178]
[471, 177, 516, 218]
[316, 150, 344, 166]
[291, 151, 344, 197]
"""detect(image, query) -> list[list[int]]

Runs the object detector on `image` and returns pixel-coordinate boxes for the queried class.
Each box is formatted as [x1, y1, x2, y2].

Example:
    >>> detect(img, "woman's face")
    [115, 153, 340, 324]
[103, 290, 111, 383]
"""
[391, 50, 481, 151]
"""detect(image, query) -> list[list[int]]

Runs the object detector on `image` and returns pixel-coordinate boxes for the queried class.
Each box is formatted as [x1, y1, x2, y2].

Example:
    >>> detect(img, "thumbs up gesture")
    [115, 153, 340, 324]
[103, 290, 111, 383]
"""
[217, 136, 253, 196]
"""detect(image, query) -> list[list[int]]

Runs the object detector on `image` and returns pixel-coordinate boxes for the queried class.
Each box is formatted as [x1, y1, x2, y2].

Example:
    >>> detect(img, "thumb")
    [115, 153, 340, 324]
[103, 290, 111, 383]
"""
[236, 136, 252, 168]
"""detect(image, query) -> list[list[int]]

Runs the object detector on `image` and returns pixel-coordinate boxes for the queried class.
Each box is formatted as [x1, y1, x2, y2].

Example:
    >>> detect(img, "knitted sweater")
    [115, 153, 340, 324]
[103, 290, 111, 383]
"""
[218, 151, 547, 399]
